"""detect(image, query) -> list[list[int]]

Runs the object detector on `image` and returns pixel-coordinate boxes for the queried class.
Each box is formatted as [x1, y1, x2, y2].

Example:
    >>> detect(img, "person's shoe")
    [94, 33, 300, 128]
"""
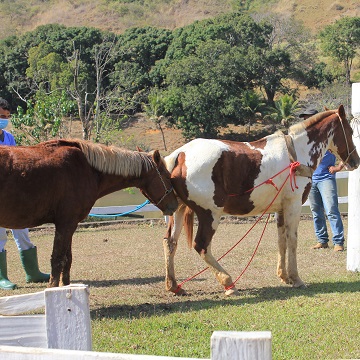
[312, 242, 329, 249]
[0, 250, 16, 290]
[334, 245, 344, 252]
[19, 247, 50, 283]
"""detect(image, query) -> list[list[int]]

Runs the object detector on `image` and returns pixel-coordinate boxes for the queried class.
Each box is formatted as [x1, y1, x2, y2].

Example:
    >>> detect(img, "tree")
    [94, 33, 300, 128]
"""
[143, 89, 168, 151]
[10, 91, 75, 145]
[109, 26, 172, 111]
[162, 40, 252, 139]
[67, 47, 94, 140]
[26, 43, 64, 93]
[319, 17, 360, 85]
[268, 94, 301, 127]
[241, 90, 267, 134]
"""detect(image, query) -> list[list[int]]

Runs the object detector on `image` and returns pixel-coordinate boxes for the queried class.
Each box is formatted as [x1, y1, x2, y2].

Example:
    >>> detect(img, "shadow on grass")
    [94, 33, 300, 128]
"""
[75, 276, 206, 287]
[89, 279, 360, 320]
[75, 276, 166, 287]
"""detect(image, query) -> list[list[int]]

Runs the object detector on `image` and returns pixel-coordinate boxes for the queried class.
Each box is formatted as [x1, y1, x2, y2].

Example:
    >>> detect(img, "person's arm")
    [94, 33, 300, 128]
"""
[328, 162, 344, 174]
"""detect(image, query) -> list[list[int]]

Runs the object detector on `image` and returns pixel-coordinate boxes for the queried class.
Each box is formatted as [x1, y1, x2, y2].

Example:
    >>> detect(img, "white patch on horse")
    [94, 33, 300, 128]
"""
[289, 125, 327, 167]
[186, 139, 229, 208]
[165, 138, 229, 213]
[248, 134, 299, 214]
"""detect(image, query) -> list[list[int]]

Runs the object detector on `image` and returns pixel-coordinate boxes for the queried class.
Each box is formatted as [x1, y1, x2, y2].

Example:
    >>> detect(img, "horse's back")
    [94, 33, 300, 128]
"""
[166, 136, 304, 216]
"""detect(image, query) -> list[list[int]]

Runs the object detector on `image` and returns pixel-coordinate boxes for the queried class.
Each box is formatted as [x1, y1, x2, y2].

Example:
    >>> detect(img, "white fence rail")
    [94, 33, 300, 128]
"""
[0, 286, 271, 360]
[0, 284, 92, 350]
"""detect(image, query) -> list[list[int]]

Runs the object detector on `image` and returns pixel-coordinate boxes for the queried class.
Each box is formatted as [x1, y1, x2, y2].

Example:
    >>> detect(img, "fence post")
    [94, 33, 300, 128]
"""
[44, 284, 92, 351]
[211, 331, 272, 360]
[348, 82, 360, 272]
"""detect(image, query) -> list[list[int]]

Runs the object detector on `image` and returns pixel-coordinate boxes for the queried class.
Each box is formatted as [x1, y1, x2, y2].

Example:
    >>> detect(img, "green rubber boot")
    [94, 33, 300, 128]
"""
[0, 250, 16, 290]
[19, 247, 50, 283]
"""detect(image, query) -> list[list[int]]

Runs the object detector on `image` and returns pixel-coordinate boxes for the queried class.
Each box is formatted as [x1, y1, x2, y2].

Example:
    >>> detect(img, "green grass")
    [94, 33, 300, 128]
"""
[91, 276, 360, 359]
[3, 219, 360, 359]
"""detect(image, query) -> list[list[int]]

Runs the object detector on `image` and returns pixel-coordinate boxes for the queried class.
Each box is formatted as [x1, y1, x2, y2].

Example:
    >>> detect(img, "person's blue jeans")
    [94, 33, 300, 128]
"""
[309, 178, 344, 245]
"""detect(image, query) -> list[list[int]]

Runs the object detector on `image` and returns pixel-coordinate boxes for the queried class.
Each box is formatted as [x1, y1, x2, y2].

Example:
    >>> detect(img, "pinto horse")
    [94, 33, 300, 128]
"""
[0, 139, 178, 287]
[163, 105, 359, 296]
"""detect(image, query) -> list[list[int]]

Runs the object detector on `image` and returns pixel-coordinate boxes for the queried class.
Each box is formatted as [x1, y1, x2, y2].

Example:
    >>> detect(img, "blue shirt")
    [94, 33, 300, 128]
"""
[0, 129, 16, 146]
[312, 150, 336, 183]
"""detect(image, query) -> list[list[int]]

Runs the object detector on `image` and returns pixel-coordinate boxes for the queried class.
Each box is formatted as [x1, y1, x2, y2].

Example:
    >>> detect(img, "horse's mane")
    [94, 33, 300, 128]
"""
[288, 109, 335, 136]
[73, 139, 153, 176]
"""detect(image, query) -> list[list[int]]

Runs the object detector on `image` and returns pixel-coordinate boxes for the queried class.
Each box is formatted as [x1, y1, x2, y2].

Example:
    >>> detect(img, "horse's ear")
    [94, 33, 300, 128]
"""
[338, 104, 345, 118]
[152, 150, 161, 165]
[324, 106, 329, 111]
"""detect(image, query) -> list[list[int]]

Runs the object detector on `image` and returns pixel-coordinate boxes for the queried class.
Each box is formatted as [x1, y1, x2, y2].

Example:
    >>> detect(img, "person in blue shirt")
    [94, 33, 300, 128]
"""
[0, 98, 50, 290]
[300, 109, 345, 252]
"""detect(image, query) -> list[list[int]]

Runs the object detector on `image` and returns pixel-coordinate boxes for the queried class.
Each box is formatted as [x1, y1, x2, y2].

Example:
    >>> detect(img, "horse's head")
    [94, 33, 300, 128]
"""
[329, 105, 360, 170]
[297, 105, 360, 170]
[139, 150, 178, 216]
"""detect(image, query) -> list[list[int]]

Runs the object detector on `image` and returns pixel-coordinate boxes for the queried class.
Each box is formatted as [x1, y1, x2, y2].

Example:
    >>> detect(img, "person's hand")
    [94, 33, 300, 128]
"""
[328, 163, 344, 174]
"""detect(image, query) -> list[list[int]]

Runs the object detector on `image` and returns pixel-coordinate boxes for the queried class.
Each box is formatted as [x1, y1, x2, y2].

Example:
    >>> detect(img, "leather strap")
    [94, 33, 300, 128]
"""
[283, 134, 314, 178]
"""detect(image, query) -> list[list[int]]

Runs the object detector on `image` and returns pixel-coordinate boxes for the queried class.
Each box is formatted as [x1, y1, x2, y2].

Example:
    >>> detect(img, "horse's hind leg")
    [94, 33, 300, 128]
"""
[195, 212, 239, 296]
[163, 204, 186, 295]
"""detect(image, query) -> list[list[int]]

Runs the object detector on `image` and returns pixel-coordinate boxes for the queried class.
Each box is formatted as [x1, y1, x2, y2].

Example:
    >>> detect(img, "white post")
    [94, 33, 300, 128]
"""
[347, 83, 360, 271]
[211, 331, 272, 360]
[45, 284, 92, 350]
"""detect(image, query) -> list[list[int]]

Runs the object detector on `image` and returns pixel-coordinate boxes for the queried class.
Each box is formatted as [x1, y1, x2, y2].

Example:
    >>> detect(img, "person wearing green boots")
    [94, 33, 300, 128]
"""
[0, 98, 50, 290]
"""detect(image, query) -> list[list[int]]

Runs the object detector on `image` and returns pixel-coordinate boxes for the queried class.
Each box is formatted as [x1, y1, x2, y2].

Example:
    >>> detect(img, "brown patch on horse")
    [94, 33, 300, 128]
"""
[170, 151, 190, 200]
[302, 182, 312, 205]
[212, 140, 264, 214]
[289, 109, 335, 166]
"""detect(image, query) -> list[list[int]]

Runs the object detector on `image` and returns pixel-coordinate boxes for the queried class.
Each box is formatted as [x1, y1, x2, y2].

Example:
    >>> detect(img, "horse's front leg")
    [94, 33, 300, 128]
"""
[195, 212, 239, 296]
[283, 205, 305, 288]
[49, 224, 76, 287]
[276, 211, 289, 284]
[49, 228, 65, 287]
[163, 205, 186, 295]
[201, 244, 239, 296]
[59, 224, 78, 286]
[286, 213, 305, 287]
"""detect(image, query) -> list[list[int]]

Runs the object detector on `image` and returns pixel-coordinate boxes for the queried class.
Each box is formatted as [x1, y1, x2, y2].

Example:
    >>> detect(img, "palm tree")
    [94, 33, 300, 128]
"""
[269, 94, 301, 127]
[241, 90, 267, 134]
[143, 91, 168, 151]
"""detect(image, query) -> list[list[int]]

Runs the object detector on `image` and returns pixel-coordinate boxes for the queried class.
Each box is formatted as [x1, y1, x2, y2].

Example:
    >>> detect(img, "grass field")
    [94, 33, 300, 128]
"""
[2, 217, 360, 359]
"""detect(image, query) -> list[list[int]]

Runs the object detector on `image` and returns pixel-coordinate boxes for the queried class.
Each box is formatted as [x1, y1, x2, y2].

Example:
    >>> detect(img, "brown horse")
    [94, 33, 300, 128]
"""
[0, 139, 178, 287]
[164, 105, 359, 296]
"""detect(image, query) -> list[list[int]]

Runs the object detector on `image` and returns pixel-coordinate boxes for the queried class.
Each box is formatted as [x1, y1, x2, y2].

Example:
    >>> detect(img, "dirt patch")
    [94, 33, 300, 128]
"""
[2, 216, 351, 308]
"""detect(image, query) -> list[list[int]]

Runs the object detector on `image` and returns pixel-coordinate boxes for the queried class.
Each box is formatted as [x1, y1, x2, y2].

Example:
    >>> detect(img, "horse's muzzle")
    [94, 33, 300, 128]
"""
[162, 202, 179, 216]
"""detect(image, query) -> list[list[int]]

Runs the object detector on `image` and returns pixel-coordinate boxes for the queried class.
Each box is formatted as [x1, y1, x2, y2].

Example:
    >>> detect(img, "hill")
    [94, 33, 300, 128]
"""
[2, 0, 359, 153]
[0, 0, 359, 40]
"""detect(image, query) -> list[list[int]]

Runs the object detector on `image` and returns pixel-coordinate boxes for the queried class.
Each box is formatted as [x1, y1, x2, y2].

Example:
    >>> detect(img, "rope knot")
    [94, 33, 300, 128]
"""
[265, 178, 279, 191]
[289, 161, 300, 191]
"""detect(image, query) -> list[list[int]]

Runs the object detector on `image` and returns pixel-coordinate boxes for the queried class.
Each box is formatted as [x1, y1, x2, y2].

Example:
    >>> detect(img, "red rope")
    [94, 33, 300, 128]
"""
[225, 213, 271, 290]
[174, 162, 301, 293]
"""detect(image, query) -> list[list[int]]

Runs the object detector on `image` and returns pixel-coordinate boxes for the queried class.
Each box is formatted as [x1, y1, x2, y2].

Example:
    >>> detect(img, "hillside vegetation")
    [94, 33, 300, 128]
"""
[0, 0, 359, 40]
[1, 0, 359, 152]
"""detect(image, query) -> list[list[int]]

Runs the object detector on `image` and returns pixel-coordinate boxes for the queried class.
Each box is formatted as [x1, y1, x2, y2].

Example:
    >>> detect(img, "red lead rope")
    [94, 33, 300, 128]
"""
[174, 161, 301, 294]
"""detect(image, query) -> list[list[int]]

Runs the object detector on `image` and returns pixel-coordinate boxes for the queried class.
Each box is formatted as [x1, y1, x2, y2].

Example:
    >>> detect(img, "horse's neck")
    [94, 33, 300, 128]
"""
[291, 131, 330, 169]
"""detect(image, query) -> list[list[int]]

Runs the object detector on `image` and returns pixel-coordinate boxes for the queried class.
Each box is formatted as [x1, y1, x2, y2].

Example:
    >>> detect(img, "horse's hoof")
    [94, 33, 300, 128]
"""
[225, 288, 240, 296]
[172, 287, 187, 296]
[293, 282, 307, 289]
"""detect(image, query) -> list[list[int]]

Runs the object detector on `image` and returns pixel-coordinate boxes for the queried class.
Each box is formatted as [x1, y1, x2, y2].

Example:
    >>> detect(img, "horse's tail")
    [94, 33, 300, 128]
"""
[183, 206, 195, 248]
